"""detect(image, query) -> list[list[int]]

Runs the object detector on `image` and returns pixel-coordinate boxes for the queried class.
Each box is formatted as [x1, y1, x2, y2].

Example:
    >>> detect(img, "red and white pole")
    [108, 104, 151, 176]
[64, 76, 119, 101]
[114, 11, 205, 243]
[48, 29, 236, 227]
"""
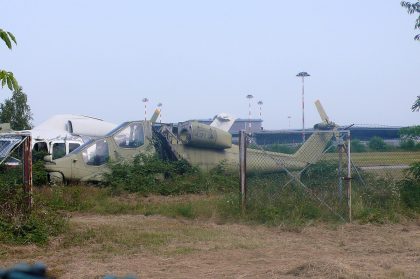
[302, 77, 305, 143]
[246, 94, 253, 134]
[142, 98, 149, 121]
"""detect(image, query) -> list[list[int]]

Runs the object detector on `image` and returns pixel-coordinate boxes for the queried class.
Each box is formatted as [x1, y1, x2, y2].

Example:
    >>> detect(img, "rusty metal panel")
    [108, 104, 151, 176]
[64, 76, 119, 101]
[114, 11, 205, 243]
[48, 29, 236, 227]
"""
[23, 136, 33, 209]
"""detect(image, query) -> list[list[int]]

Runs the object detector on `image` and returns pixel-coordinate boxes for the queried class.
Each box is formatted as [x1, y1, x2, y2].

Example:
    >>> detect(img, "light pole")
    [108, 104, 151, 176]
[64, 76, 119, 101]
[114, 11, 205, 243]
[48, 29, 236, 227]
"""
[142, 98, 149, 121]
[246, 94, 253, 133]
[288, 116, 291, 129]
[257, 100, 263, 119]
[296, 72, 310, 143]
[258, 100, 263, 131]
[157, 102, 162, 123]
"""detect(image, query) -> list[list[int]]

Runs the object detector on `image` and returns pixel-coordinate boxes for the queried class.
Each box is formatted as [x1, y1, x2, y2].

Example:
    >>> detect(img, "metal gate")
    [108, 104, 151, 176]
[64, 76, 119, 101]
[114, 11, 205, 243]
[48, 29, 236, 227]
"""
[239, 130, 352, 222]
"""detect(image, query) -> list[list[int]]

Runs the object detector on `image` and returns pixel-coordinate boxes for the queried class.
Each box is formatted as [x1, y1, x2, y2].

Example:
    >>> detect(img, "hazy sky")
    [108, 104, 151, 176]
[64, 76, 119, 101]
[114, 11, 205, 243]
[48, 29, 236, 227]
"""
[1, 1, 419, 129]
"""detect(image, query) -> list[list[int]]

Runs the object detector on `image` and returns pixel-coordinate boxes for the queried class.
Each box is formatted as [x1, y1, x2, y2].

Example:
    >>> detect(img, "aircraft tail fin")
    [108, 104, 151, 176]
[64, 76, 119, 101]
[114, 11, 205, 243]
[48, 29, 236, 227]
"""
[150, 108, 161, 123]
[292, 100, 337, 164]
[315, 100, 329, 124]
[292, 131, 334, 164]
[210, 113, 236, 132]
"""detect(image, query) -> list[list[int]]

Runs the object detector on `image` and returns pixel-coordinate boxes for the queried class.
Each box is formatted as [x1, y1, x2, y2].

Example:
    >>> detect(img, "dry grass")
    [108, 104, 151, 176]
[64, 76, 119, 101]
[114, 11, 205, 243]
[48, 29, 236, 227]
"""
[1, 214, 419, 279]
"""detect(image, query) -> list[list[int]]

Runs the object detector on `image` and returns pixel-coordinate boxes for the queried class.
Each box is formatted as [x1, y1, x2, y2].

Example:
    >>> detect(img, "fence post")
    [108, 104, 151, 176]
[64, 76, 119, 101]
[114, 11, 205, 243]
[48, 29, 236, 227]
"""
[23, 135, 33, 210]
[239, 130, 247, 213]
[346, 131, 352, 222]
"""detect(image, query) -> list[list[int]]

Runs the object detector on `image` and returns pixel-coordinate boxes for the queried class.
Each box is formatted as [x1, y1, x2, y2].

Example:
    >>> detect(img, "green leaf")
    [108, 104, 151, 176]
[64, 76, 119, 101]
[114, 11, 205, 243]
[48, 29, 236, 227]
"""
[0, 30, 12, 49]
[12, 76, 18, 90]
[6, 76, 13, 90]
[0, 70, 19, 91]
[7, 31, 16, 45]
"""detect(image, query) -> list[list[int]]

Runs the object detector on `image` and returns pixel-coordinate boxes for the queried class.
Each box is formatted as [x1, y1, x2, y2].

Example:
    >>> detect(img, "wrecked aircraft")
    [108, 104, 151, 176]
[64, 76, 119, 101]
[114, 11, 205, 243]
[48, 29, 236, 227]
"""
[45, 120, 154, 183]
[44, 101, 336, 184]
[0, 115, 117, 164]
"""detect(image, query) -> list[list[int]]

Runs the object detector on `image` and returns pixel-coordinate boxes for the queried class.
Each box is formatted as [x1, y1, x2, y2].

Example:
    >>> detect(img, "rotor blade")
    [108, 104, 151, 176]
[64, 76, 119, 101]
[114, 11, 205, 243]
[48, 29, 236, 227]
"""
[315, 100, 329, 124]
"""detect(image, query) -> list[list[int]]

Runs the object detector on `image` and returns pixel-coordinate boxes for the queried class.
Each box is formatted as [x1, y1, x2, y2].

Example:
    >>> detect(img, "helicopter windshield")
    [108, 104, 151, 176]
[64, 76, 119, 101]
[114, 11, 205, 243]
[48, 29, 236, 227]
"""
[82, 139, 109, 166]
[113, 122, 144, 148]
[67, 139, 94, 156]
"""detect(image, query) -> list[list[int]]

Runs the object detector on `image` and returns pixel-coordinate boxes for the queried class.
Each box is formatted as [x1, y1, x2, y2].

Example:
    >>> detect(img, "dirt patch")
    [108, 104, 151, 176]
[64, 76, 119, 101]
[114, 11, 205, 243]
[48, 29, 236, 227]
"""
[1, 215, 419, 278]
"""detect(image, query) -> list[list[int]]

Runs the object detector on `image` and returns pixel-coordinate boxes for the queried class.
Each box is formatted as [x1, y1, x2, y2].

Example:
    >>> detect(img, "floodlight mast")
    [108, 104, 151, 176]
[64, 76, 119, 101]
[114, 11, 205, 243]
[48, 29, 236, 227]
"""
[258, 100, 263, 130]
[246, 94, 254, 133]
[296, 72, 310, 143]
[142, 98, 149, 121]
[257, 100, 263, 118]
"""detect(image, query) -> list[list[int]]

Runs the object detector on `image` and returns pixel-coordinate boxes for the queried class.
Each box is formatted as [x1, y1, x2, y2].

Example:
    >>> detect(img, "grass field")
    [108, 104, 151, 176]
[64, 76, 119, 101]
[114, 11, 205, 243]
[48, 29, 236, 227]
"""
[1, 152, 419, 278]
[1, 200, 419, 278]
[324, 151, 420, 166]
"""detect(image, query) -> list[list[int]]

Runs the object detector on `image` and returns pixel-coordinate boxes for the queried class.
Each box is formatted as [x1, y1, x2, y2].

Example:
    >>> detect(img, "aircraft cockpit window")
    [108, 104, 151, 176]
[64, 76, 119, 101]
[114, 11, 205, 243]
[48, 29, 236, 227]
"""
[82, 139, 109, 166]
[113, 123, 144, 149]
[33, 142, 48, 153]
[52, 143, 66, 160]
[69, 143, 80, 153]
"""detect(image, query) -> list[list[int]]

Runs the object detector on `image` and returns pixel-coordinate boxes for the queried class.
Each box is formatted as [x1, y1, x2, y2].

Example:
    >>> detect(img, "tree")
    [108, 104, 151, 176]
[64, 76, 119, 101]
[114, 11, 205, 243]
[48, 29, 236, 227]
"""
[401, 1, 420, 40]
[0, 87, 32, 130]
[412, 96, 420, 111]
[0, 28, 19, 92]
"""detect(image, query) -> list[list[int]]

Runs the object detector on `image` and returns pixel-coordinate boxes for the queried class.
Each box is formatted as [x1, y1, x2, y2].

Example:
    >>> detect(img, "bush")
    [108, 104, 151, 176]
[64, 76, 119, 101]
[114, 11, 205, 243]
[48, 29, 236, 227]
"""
[400, 179, 420, 211]
[351, 139, 366, 152]
[301, 160, 338, 182]
[368, 136, 387, 151]
[399, 162, 420, 211]
[0, 185, 67, 245]
[400, 139, 417, 150]
[0, 208, 66, 245]
[105, 154, 238, 195]
[1, 155, 66, 245]
[0, 165, 22, 186]
[32, 150, 48, 186]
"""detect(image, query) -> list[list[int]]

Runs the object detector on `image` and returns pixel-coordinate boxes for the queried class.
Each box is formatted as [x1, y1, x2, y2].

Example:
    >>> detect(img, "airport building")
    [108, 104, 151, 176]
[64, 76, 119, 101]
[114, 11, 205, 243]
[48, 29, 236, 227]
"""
[251, 126, 402, 145]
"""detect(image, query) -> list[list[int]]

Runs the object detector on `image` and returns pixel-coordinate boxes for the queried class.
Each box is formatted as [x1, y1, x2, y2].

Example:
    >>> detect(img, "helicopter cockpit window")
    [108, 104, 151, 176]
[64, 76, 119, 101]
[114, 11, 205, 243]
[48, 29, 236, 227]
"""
[113, 123, 144, 149]
[52, 143, 66, 160]
[33, 142, 48, 153]
[82, 139, 109, 166]
[69, 143, 80, 153]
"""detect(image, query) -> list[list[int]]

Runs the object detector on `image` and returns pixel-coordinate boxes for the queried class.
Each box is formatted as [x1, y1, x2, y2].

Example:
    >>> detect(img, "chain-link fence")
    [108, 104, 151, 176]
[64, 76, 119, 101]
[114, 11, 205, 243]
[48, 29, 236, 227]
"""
[239, 130, 420, 222]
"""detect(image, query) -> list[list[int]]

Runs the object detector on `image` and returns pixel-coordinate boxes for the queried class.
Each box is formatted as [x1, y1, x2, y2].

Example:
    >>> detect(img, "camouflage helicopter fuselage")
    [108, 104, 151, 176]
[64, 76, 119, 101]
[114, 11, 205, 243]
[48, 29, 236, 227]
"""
[44, 101, 335, 183]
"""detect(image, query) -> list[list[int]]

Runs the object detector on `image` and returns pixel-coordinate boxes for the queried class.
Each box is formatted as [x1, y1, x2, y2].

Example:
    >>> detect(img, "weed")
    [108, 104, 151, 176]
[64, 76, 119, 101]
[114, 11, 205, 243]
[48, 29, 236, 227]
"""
[105, 154, 238, 196]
